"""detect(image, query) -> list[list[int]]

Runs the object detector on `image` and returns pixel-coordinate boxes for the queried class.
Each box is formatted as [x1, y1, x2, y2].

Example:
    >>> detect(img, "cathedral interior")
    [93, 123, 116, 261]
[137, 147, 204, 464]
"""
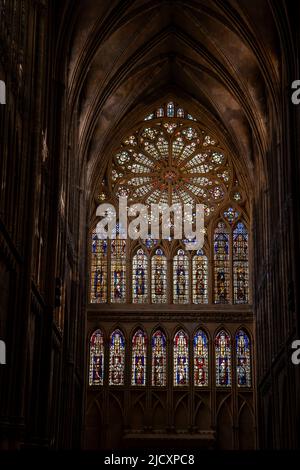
[0, 0, 300, 453]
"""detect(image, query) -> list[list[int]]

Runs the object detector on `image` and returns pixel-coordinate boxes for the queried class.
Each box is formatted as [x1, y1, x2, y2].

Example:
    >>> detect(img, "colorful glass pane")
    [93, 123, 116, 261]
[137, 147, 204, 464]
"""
[233, 222, 249, 304]
[152, 330, 167, 386]
[173, 249, 189, 304]
[223, 207, 239, 224]
[132, 248, 148, 303]
[109, 329, 125, 385]
[236, 330, 251, 387]
[111, 238, 126, 302]
[90, 232, 107, 303]
[174, 330, 189, 386]
[131, 330, 147, 386]
[111, 118, 233, 209]
[151, 248, 167, 303]
[214, 222, 230, 304]
[89, 329, 104, 386]
[215, 330, 231, 387]
[167, 101, 175, 117]
[194, 330, 209, 386]
[192, 250, 208, 304]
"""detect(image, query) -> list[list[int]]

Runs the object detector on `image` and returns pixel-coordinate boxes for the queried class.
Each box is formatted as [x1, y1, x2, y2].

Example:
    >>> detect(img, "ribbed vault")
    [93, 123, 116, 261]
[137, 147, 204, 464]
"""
[54, 0, 292, 221]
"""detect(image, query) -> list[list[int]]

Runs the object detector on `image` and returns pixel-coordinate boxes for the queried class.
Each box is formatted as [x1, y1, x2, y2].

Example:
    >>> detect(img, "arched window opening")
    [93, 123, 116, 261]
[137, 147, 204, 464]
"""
[233, 222, 249, 304]
[174, 330, 189, 386]
[132, 248, 148, 303]
[214, 222, 230, 304]
[90, 232, 107, 303]
[215, 330, 231, 387]
[89, 329, 104, 386]
[151, 248, 167, 303]
[109, 329, 125, 385]
[152, 330, 167, 387]
[111, 238, 126, 303]
[173, 249, 189, 304]
[193, 330, 209, 386]
[131, 329, 147, 386]
[236, 330, 251, 387]
[192, 250, 208, 304]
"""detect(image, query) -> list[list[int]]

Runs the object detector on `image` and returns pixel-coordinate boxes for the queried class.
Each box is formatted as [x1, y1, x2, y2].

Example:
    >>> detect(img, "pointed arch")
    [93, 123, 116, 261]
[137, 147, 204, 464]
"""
[214, 221, 230, 304]
[89, 329, 104, 386]
[233, 222, 249, 304]
[90, 231, 108, 303]
[151, 248, 167, 303]
[192, 249, 208, 304]
[174, 330, 189, 386]
[235, 329, 251, 387]
[111, 237, 126, 303]
[132, 247, 148, 303]
[109, 329, 125, 385]
[151, 329, 167, 387]
[193, 329, 209, 386]
[215, 329, 231, 387]
[131, 329, 147, 386]
[173, 248, 189, 304]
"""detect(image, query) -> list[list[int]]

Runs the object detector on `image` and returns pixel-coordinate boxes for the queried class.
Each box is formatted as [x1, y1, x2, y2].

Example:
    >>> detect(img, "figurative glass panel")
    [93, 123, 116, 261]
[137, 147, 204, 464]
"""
[109, 329, 125, 385]
[215, 330, 231, 387]
[173, 249, 189, 304]
[214, 222, 230, 303]
[132, 248, 148, 303]
[151, 330, 167, 386]
[192, 250, 208, 303]
[236, 330, 251, 387]
[151, 248, 167, 303]
[193, 330, 209, 386]
[174, 330, 189, 386]
[89, 329, 104, 386]
[233, 222, 249, 304]
[131, 329, 147, 386]
[90, 232, 107, 303]
[111, 238, 126, 302]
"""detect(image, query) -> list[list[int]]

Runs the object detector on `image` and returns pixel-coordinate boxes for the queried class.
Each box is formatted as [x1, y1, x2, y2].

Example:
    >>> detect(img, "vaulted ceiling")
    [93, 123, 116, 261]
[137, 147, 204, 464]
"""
[55, 0, 293, 214]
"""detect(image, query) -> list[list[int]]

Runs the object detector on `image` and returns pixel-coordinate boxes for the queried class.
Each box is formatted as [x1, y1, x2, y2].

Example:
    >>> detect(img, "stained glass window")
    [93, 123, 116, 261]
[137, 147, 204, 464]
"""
[215, 330, 231, 387]
[233, 222, 249, 304]
[132, 248, 148, 303]
[194, 330, 209, 386]
[151, 248, 167, 303]
[109, 329, 125, 385]
[214, 222, 230, 304]
[111, 238, 126, 303]
[223, 207, 240, 224]
[167, 101, 175, 117]
[174, 330, 189, 386]
[131, 329, 147, 386]
[90, 231, 107, 303]
[192, 250, 208, 303]
[173, 249, 189, 304]
[152, 330, 167, 386]
[236, 330, 251, 387]
[110, 119, 231, 215]
[89, 329, 104, 386]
